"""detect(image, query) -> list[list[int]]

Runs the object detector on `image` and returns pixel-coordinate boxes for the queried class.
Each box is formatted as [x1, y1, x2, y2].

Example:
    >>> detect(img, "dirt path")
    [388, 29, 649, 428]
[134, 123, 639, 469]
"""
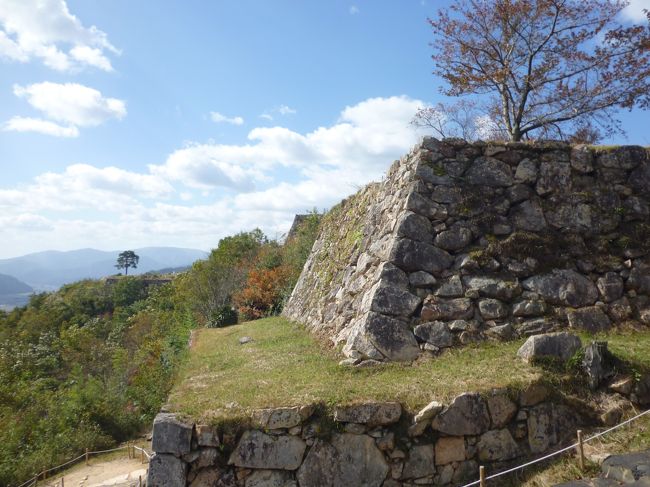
[45, 456, 147, 487]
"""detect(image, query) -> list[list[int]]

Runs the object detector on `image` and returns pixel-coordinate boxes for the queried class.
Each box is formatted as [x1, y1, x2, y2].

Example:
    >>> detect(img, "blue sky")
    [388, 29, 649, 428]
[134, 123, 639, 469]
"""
[0, 0, 647, 259]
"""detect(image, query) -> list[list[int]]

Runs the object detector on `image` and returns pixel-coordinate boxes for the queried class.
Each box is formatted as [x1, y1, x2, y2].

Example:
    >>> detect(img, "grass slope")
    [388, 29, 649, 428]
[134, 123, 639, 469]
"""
[171, 317, 650, 427]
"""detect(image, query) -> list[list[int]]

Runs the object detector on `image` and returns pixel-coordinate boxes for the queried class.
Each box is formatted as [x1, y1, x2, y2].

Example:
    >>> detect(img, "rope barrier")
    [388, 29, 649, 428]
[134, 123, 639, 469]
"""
[461, 408, 650, 487]
[12, 443, 151, 487]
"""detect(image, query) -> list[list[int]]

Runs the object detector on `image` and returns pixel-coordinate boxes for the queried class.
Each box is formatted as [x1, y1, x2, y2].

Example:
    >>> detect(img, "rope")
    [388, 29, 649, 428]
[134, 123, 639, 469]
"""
[12, 444, 146, 487]
[460, 408, 650, 487]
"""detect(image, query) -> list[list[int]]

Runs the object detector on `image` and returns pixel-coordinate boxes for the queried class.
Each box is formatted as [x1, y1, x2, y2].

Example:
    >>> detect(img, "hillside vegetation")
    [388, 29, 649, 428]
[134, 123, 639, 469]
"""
[0, 216, 320, 486]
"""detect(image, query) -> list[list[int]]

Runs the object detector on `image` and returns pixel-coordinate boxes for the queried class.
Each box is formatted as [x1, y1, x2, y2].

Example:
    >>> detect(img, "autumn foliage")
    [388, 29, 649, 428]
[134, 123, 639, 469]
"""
[233, 266, 291, 320]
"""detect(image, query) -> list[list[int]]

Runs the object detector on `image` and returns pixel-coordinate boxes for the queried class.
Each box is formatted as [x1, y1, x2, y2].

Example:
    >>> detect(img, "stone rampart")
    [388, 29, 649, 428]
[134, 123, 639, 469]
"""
[284, 139, 650, 363]
[147, 385, 590, 486]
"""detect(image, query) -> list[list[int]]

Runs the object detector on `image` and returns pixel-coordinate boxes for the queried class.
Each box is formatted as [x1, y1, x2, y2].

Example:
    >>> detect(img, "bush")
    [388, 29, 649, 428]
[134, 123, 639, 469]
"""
[207, 306, 238, 328]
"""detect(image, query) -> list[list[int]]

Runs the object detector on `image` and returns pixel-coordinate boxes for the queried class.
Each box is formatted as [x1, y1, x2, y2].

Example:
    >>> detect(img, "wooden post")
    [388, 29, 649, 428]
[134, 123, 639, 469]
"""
[62, 477, 65, 487]
[577, 430, 585, 471]
[141, 445, 145, 464]
[479, 465, 486, 486]
[139, 475, 142, 486]
[85, 448, 89, 466]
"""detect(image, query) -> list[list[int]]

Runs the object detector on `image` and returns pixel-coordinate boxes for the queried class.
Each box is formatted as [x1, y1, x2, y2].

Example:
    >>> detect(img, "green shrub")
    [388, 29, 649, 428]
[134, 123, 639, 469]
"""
[207, 306, 238, 328]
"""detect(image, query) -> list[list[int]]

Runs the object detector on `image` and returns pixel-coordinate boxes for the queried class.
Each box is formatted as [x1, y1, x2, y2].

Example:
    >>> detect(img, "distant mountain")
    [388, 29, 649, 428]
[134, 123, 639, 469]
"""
[0, 273, 33, 295]
[0, 247, 208, 291]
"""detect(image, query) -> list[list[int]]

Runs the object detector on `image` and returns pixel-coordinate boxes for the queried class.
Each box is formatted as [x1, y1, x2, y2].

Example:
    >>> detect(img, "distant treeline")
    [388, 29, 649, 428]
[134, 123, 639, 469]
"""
[0, 214, 320, 485]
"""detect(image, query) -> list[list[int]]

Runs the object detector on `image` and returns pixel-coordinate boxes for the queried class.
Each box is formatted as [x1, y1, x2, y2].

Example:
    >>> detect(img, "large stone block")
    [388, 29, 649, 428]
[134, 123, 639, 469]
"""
[228, 430, 306, 470]
[517, 332, 582, 363]
[147, 453, 187, 487]
[435, 436, 466, 465]
[334, 402, 402, 426]
[151, 413, 193, 455]
[523, 270, 598, 307]
[390, 238, 453, 273]
[478, 429, 520, 462]
[432, 393, 490, 436]
[402, 444, 435, 479]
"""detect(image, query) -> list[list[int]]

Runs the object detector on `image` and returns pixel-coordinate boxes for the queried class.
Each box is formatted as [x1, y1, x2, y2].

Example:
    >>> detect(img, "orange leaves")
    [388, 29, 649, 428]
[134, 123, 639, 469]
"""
[233, 266, 291, 321]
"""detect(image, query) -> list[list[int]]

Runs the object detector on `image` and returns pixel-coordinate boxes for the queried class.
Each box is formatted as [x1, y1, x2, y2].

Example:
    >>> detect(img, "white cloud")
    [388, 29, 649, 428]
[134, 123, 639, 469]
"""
[210, 111, 245, 125]
[3, 116, 79, 137]
[0, 96, 424, 257]
[0, 0, 118, 71]
[349, 5, 360, 14]
[278, 104, 297, 115]
[621, 0, 648, 22]
[12, 82, 126, 128]
[260, 113, 274, 121]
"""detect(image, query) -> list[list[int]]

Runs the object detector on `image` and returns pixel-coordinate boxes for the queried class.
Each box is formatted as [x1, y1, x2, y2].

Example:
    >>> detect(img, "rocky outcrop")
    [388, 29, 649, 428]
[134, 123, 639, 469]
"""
[149, 389, 595, 486]
[284, 139, 650, 363]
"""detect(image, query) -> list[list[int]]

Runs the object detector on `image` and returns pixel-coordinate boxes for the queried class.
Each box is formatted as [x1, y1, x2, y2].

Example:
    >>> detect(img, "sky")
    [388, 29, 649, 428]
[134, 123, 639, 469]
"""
[0, 0, 648, 259]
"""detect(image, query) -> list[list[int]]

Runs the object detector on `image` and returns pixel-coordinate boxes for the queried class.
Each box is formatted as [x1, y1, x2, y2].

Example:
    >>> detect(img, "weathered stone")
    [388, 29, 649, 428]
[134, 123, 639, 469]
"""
[228, 431, 306, 470]
[409, 271, 436, 288]
[507, 183, 532, 203]
[478, 298, 509, 319]
[465, 157, 513, 186]
[421, 297, 474, 321]
[152, 413, 193, 455]
[435, 275, 464, 297]
[431, 185, 463, 204]
[370, 283, 422, 317]
[598, 146, 645, 170]
[567, 307, 612, 333]
[390, 239, 453, 273]
[195, 448, 218, 468]
[523, 270, 598, 307]
[487, 391, 518, 428]
[583, 341, 614, 390]
[511, 199, 548, 232]
[239, 336, 254, 345]
[245, 470, 295, 487]
[396, 211, 434, 242]
[189, 468, 237, 487]
[537, 161, 571, 195]
[519, 383, 550, 407]
[485, 323, 514, 340]
[435, 436, 466, 465]
[414, 321, 453, 348]
[516, 318, 553, 337]
[634, 374, 650, 405]
[432, 393, 490, 436]
[334, 402, 402, 426]
[406, 191, 449, 220]
[196, 424, 220, 447]
[628, 264, 650, 294]
[478, 429, 520, 462]
[513, 299, 548, 317]
[462, 276, 522, 300]
[514, 158, 538, 183]
[253, 406, 313, 430]
[571, 146, 595, 174]
[332, 434, 390, 487]
[609, 375, 635, 395]
[147, 453, 187, 487]
[528, 403, 556, 453]
[448, 319, 476, 332]
[517, 332, 582, 363]
[434, 226, 473, 251]
[601, 450, 650, 483]
[296, 440, 338, 487]
[402, 445, 435, 479]
[597, 272, 624, 303]
[345, 312, 420, 362]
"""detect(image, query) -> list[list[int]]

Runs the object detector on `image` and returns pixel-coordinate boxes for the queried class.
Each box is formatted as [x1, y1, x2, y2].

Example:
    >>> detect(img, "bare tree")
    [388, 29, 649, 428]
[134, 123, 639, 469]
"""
[428, 0, 650, 141]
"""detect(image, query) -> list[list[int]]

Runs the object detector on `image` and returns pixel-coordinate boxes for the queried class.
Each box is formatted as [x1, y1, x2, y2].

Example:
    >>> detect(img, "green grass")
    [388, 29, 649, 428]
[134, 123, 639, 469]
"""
[169, 317, 541, 423]
[169, 317, 650, 427]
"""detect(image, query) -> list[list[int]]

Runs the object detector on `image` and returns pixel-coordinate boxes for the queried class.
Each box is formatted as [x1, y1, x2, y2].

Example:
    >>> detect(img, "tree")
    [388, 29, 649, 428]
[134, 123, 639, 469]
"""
[428, 0, 650, 141]
[115, 251, 139, 276]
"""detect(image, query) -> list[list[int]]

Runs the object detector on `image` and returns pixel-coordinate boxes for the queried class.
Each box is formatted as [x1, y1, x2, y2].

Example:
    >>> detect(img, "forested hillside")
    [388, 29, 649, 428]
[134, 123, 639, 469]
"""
[0, 215, 320, 486]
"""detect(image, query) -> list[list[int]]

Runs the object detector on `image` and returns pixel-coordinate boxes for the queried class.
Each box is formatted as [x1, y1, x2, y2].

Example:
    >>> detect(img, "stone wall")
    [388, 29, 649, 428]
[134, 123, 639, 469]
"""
[147, 385, 590, 487]
[283, 139, 650, 364]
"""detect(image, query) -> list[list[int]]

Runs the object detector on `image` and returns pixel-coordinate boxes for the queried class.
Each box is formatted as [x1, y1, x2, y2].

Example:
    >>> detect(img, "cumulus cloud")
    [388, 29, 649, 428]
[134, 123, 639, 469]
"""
[621, 0, 648, 22]
[0, 0, 118, 71]
[278, 105, 297, 115]
[3, 116, 79, 137]
[0, 95, 424, 257]
[210, 111, 245, 125]
[349, 5, 360, 14]
[260, 104, 297, 121]
[13, 82, 126, 127]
